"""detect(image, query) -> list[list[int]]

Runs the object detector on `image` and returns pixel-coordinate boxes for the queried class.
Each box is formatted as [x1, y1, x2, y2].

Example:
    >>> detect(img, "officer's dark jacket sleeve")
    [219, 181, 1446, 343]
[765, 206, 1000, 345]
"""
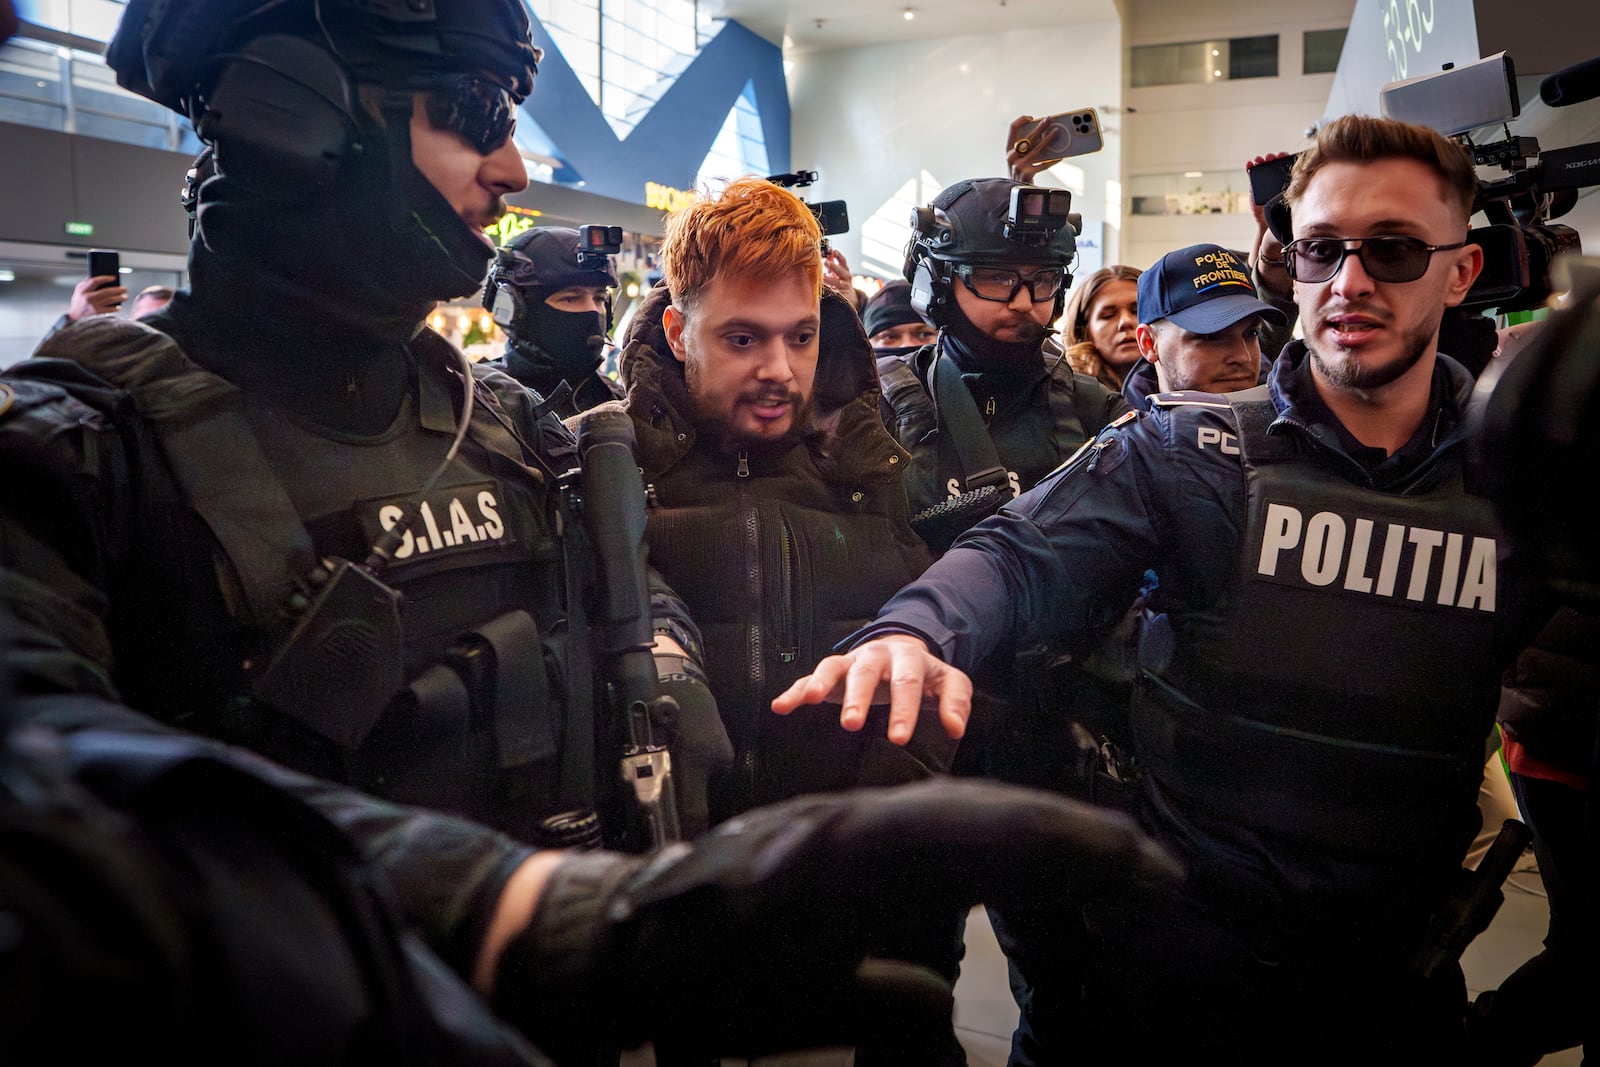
[0, 368, 535, 975]
[851, 403, 1245, 672]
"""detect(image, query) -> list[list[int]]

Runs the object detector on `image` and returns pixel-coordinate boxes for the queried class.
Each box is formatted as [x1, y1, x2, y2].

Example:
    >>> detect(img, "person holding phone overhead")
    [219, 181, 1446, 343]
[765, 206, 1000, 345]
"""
[1006, 109, 1103, 183]
[50, 250, 128, 336]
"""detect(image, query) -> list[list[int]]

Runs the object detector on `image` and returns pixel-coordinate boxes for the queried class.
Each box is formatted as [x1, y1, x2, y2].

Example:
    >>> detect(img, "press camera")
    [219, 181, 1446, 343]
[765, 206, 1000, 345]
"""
[1380, 51, 1599, 312]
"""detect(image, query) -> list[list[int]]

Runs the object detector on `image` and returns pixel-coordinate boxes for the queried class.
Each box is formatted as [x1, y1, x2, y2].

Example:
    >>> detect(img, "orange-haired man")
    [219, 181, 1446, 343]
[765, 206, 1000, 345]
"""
[585, 175, 950, 823]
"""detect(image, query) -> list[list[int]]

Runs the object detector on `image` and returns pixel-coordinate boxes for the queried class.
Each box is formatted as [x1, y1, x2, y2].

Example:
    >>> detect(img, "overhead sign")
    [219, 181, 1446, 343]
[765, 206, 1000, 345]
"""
[487, 205, 543, 246]
[645, 182, 698, 212]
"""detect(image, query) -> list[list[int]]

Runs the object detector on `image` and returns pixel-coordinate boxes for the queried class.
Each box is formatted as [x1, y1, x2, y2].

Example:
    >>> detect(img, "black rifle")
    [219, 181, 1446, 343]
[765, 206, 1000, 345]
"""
[571, 408, 682, 849]
[1409, 817, 1533, 979]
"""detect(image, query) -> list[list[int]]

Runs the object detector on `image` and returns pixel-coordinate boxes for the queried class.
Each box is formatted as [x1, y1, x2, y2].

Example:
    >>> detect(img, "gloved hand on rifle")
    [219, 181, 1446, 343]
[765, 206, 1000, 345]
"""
[651, 648, 731, 838]
[490, 777, 1183, 1061]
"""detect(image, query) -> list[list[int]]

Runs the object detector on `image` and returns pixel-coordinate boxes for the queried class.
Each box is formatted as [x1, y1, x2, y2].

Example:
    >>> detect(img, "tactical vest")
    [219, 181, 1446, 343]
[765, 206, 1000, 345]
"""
[877, 342, 1122, 516]
[52, 320, 575, 842]
[1133, 389, 1501, 864]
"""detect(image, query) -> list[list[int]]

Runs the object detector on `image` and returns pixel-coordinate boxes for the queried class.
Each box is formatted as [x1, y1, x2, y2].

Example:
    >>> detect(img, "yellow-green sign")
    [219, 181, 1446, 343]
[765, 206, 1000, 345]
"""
[645, 182, 697, 213]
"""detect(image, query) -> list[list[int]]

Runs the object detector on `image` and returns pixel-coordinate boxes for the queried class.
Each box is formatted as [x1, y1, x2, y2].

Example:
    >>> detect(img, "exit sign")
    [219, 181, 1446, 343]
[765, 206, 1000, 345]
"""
[64, 221, 95, 236]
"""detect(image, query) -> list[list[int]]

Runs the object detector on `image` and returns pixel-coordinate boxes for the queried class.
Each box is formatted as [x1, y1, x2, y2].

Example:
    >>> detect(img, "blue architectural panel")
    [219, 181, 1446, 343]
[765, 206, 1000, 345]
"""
[525, 8, 790, 205]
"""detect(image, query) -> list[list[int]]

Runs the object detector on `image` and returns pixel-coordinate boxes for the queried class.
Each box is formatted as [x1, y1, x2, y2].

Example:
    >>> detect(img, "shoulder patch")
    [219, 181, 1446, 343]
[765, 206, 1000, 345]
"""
[1110, 408, 1139, 427]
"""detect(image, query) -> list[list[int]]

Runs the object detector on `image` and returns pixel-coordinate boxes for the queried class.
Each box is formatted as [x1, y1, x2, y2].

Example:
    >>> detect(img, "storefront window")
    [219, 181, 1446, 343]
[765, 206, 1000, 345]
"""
[1130, 35, 1279, 87]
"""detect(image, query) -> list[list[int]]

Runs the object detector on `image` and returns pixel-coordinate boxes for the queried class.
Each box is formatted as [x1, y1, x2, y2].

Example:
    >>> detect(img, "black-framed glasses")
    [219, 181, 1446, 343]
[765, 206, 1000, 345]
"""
[955, 264, 1068, 304]
[1282, 235, 1467, 284]
[424, 76, 518, 154]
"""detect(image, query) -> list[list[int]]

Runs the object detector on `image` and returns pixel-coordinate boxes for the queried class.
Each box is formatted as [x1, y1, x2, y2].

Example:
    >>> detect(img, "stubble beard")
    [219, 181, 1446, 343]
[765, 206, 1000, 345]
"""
[1308, 314, 1435, 393]
[685, 354, 811, 455]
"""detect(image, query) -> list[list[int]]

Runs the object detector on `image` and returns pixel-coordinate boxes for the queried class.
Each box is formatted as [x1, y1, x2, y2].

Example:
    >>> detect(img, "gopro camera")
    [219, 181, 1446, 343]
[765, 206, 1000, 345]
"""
[1006, 186, 1071, 244]
[578, 224, 623, 270]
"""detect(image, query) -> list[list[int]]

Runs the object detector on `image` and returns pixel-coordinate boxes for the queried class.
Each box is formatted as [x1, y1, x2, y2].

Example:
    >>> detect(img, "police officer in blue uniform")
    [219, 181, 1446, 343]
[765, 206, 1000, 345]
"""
[1118, 241, 1283, 410]
[485, 225, 627, 419]
[778, 114, 1523, 1065]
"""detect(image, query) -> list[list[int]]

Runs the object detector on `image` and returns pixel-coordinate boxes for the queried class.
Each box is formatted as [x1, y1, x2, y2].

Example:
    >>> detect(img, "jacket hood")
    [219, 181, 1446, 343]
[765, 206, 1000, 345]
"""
[610, 282, 909, 486]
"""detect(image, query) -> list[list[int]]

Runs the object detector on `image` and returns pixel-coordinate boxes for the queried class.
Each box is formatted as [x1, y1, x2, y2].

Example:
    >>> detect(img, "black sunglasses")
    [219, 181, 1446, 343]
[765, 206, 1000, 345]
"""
[1282, 235, 1467, 284]
[424, 76, 518, 154]
[955, 264, 1068, 304]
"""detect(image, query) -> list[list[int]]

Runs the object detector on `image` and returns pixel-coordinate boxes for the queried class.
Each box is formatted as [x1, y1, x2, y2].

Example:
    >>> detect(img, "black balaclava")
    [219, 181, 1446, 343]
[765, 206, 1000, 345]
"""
[491, 226, 616, 390]
[512, 300, 607, 381]
[106, 0, 541, 434]
[862, 280, 933, 360]
[166, 92, 492, 434]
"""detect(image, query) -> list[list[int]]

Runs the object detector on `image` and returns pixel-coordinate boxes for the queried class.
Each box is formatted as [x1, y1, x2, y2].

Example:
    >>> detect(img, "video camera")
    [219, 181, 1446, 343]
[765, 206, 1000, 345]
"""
[1378, 51, 1599, 313]
[766, 169, 850, 250]
[578, 224, 624, 271]
[1006, 185, 1074, 245]
[1253, 52, 1598, 314]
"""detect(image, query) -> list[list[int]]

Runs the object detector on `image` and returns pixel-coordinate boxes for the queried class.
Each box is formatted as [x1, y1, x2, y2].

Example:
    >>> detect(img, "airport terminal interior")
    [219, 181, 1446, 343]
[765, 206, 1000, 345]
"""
[3, 1, 1595, 1062]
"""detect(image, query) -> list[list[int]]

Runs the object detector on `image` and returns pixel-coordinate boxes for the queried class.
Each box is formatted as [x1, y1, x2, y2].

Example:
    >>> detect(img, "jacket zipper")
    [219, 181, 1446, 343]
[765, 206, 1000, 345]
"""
[775, 517, 798, 664]
[741, 475, 762, 805]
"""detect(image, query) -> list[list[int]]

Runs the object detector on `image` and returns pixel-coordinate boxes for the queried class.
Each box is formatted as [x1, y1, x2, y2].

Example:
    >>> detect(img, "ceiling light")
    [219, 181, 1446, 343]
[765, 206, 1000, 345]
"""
[904, 8, 915, 19]
[0, 269, 15, 282]
[1184, 171, 1204, 178]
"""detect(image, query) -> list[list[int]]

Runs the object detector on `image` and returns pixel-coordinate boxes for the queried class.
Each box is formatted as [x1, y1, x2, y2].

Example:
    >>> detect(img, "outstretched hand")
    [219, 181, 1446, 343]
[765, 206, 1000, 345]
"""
[771, 633, 973, 744]
[498, 778, 1183, 1059]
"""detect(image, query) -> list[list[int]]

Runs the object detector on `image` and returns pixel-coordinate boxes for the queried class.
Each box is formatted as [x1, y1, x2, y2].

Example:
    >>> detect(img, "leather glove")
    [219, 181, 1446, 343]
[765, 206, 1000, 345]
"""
[652, 652, 732, 838]
[494, 777, 1182, 1061]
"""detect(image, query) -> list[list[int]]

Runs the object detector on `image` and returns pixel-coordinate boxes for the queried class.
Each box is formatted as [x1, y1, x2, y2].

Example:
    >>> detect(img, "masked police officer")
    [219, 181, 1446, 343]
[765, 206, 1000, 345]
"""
[878, 177, 1129, 556]
[485, 224, 626, 418]
[0, 0, 713, 852]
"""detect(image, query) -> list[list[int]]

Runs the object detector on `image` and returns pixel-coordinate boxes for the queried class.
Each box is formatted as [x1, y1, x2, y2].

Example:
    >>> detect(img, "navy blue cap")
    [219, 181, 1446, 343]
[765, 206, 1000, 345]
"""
[1137, 243, 1287, 334]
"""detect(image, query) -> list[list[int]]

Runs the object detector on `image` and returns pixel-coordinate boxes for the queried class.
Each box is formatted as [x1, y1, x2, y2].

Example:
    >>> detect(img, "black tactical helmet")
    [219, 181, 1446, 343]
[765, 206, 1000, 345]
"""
[107, 0, 540, 204]
[485, 226, 619, 337]
[904, 177, 1077, 325]
[491, 227, 619, 295]
[108, 0, 540, 119]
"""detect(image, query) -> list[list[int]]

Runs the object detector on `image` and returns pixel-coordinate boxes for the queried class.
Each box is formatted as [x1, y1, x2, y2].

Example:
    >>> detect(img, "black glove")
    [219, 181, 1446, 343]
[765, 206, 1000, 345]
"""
[494, 778, 1182, 1061]
[652, 651, 732, 839]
